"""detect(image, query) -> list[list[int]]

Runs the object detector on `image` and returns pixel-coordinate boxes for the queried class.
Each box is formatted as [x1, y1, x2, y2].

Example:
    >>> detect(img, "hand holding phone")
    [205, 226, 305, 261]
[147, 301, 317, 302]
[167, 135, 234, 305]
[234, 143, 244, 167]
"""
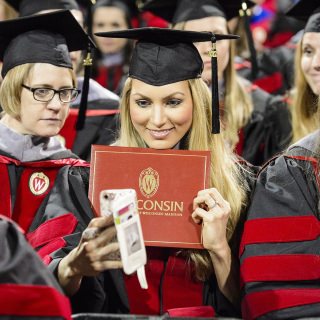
[100, 189, 148, 289]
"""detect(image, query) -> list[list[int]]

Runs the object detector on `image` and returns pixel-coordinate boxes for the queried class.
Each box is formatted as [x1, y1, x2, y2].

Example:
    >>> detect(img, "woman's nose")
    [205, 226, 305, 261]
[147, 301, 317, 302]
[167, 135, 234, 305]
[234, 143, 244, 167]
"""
[312, 52, 320, 70]
[150, 105, 167, 127]
[46, 93, 63, 111]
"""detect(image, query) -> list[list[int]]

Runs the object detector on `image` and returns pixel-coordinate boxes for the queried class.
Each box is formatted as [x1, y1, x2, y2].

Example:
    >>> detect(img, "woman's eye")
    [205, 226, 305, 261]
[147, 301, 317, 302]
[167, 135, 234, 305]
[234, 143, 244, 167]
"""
[95, 22, 105, 29]
[35, 88, 51, 97]
[136, 99, 150, 108]
[303, 47, 313, 55]
[167, 99, 182, 107]
[111, 22, 122, 29]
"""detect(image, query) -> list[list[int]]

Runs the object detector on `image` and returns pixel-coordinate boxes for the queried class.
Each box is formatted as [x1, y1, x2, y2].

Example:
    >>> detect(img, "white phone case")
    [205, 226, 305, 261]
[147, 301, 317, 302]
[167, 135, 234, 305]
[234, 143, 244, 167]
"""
[100, 189, 147, 277]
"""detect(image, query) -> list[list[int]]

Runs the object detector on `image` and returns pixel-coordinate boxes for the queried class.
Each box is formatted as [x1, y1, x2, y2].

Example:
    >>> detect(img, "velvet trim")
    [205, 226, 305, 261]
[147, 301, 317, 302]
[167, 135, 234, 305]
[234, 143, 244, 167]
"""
[0, 155, 89, 167]
[27, 213, 78, 248]
[241, 254, 320, 287]
[240, 215, 320, 256]
[242, 288, 320, 320]
[0, 283, 72, 319]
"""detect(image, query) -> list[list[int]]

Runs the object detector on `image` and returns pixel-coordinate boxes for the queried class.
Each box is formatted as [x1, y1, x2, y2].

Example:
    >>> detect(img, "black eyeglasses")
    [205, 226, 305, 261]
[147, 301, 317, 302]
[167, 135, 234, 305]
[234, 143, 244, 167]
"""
[22, 84, 81, 103]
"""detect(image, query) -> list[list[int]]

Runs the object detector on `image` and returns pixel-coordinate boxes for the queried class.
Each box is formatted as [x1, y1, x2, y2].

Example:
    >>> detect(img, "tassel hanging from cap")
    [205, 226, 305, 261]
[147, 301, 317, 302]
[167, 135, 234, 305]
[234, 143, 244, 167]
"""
[239, 1, 258, 80]
[76, 45, 92, 130]
[208, 35, 220, 134]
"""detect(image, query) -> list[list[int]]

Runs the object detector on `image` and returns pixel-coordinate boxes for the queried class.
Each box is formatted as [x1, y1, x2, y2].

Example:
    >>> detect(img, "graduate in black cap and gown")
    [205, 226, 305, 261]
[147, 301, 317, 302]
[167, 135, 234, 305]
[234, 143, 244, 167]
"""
[233, 0, 303, 96]
[91, 0, 138, 96]
[141, 0, 292, 166]
[0, 10, 128, 314]
[95, 27, 255, 317]
[240, 4, 320, 318]
[285, 0, 320, 144]
[4, 0, 121, 161]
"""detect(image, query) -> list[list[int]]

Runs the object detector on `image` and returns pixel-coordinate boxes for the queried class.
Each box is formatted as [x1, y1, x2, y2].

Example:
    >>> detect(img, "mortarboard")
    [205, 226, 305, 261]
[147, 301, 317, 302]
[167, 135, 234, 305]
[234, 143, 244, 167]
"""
[0, 10, 93, 77]
[77, 0, 96, 5]
[140, 0, 258, 80]
[5, 0, 80, 16]
[140, 0, 255, 24]
[286, 0, 320, 33]
[95, 27, 239, 133]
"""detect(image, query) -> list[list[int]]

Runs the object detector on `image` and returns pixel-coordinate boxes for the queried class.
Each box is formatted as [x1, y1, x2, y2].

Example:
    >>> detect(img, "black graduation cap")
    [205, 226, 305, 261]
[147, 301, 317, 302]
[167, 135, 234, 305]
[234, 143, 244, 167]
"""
[140, 0, 255, 24]
[95, 27, 239, 133]
[77, 0, 97, 5]
[140, 0, 258, 80]
[5, 0, 80, 16]
[0, 10, 93, 76]
[286, 0, 320, 33]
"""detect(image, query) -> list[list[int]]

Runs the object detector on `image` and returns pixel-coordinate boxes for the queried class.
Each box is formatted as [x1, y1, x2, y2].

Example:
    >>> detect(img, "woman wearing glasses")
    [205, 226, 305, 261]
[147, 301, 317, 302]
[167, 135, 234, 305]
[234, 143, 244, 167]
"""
[0, 11, 128, 314]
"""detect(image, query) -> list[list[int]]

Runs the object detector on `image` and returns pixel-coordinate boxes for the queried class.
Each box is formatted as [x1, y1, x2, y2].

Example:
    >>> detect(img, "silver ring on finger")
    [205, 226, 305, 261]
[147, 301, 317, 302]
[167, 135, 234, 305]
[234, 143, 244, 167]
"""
[209, 198, 217, 209]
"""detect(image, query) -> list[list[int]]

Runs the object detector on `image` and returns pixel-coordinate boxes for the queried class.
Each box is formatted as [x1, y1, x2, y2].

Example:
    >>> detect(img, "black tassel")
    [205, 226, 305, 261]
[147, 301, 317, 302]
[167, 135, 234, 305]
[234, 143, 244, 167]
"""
[240, 1, 258, 80]
[76, 46, 92, 131]
[209, 35, 220, 134]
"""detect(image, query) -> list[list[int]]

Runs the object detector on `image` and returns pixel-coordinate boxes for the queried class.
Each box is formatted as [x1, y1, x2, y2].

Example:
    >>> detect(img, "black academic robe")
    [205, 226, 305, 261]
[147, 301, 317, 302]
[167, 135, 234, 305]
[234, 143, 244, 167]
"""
[93, 64, 128, 96]
[236, 84, 291, 166]
[0, 215, 72, 319]
[236, 44, 296, 95]
[60, 78, 120, 161]
[0, 148, 129, 314]
[240, 130, 320, 319]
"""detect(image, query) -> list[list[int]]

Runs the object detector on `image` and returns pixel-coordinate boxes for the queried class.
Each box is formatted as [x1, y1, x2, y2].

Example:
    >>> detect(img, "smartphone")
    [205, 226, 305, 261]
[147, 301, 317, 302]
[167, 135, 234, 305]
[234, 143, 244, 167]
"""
[100, 189, 147, 276]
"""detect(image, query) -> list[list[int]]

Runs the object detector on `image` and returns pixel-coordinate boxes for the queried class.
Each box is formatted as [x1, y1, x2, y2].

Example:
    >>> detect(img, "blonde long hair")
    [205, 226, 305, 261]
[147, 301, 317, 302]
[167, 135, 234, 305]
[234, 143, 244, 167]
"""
[291, 38, 320, 143]
[224, 41, 253, 148]
[173, 21, 253, 149]
[116, 77, 249, 280]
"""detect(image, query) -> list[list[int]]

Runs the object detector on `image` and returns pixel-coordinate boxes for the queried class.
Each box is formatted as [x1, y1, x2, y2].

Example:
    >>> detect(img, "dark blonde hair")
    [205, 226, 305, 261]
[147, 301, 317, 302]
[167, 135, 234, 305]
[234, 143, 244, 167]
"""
[291, 38, 320, 143]
[116, 77, 250, 280]
[173, 21, 253, 149]
[0, 0, 18, 20]
[0, 63, 76, 118]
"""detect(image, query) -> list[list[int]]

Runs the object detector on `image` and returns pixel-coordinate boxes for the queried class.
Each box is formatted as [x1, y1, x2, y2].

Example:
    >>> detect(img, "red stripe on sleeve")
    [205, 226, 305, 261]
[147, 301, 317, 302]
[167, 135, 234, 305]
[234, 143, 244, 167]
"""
[242, 288, 320, 320]
[240, 215, 320, 256]
[37, 238, 67, 263]
[253, 72, 282, 94]
[241, 254, 320, 287]
[27, 213, 78, 248]
[0, 283, 72, 319]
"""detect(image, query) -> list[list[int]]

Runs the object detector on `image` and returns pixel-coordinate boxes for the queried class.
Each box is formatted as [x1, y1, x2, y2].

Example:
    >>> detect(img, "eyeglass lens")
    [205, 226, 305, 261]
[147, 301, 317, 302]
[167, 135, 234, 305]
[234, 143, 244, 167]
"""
[33, 88, 78, 103]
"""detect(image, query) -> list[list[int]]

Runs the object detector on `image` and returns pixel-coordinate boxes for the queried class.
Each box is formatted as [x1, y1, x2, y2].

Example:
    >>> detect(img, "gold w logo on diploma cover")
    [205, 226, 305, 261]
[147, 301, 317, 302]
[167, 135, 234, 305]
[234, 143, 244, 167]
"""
[139, 167, 159, 198]
[29, 172, 50, 195]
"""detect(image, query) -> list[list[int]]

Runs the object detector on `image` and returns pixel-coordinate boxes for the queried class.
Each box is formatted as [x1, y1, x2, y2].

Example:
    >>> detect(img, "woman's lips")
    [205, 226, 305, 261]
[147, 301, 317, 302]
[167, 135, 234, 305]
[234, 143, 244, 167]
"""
[147, 128, 173, 139]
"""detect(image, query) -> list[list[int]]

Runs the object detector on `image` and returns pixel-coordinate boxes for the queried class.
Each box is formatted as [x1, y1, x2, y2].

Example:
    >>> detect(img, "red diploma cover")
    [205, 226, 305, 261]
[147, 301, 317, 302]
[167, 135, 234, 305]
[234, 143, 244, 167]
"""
[89, 145, 211, 249]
